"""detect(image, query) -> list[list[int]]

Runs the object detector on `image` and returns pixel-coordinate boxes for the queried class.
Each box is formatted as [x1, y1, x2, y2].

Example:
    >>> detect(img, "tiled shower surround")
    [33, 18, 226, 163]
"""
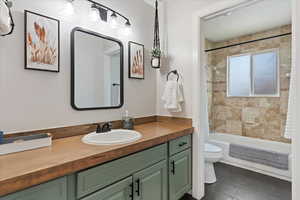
[206, 25, 291, 143]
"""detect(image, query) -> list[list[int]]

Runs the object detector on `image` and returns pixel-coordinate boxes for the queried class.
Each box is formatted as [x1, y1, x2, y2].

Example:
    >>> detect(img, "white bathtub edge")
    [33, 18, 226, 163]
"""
[219, 159, 291, 182]
[208, 134, 292, 182]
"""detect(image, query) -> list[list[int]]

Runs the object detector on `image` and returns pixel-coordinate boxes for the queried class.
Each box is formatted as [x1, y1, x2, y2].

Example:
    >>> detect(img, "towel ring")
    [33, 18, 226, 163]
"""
[167, 70, 179, 81]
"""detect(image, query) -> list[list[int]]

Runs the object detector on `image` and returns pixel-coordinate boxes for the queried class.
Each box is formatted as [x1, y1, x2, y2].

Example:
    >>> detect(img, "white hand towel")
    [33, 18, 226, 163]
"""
[0, 0, 11, 35]
[162, 80, 184, 112]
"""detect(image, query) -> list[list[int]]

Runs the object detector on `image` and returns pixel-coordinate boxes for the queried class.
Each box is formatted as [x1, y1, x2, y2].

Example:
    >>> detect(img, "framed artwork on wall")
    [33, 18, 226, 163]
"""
[128, 41, 144, 79]
[25, 10, 60, 72]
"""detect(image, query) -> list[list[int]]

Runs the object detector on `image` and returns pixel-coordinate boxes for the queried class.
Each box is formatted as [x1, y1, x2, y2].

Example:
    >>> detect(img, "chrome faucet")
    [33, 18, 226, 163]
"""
[96, 122, 112, 133]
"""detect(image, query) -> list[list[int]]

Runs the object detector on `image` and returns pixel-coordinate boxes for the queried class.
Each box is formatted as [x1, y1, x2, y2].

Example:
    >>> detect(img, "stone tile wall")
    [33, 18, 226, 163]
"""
[206, 25, 291, 143]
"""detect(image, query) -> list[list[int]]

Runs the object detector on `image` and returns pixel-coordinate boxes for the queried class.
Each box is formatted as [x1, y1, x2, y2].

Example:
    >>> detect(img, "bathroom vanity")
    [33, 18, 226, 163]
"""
[0, 119, 193, 200]
[0, 24, 194, 200]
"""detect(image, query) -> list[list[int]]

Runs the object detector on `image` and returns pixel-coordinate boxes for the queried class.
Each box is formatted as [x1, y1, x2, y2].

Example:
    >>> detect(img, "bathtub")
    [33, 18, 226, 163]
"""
[208, 133, 292, 181]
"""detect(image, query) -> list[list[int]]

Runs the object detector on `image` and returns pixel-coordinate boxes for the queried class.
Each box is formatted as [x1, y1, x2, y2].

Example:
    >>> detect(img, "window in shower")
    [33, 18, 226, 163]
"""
[227, 49, 279, 97]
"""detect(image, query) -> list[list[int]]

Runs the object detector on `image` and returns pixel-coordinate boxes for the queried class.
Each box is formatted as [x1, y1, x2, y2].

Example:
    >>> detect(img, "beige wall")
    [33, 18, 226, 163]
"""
[0, 0, 157, 133]
[206, 25, 291, 143]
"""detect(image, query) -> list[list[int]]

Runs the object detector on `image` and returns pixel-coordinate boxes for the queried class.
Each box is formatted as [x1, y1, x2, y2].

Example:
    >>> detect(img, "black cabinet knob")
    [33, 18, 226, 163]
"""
[171, 160, 175, 174]
[135, 179, 140, 196]
[129, 183, 134, 199]
[179, 142, 187, 147]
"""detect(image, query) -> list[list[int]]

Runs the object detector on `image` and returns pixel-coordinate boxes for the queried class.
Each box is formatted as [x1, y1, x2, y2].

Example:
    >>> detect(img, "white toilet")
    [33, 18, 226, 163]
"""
[204, 143, 223, 184]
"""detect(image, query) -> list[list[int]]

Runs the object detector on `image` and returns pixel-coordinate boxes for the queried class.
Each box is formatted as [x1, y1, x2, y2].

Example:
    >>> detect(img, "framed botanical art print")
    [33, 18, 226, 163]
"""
[128, 41, 144, 79]
[25, 10, 60, 72]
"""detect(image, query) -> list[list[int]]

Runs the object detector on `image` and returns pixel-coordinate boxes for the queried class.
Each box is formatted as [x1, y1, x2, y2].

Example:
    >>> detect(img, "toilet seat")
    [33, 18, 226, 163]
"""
[205, 143, 222, 153]
[205, 143, 223, 159]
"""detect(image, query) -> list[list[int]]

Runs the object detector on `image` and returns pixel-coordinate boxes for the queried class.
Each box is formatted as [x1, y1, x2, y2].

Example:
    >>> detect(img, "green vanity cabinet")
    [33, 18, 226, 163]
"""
[76, 144, 167, 198]
[0, 177, 67, 200]
[169, 149, 192, 200]
[81, 160, 168, 200]
[169, 135, 191, 156]
[133, 160, 168, 200]
[0, 134, 193, 200]
[81, 177, 133, 200]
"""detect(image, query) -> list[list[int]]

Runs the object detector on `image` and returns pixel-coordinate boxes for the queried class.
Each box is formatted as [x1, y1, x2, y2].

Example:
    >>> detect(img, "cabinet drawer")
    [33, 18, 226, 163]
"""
[0, 177, 67, 200]
[169, 135, 191, 156]
[77, 144, 167, 198]
[81, 177, 133, 200]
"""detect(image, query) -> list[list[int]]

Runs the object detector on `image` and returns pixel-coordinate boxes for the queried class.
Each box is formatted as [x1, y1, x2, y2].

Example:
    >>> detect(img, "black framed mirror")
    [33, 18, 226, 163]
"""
[71, 27, 124, 110]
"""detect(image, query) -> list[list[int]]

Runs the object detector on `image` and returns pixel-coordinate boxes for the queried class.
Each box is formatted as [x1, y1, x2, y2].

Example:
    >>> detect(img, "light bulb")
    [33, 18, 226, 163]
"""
[90, 5, 99, 21]
[110, 12, 118, 29]
[225, 12, 232, 16]
[65, 0, 75, 15]
[122, 20, 132, 36]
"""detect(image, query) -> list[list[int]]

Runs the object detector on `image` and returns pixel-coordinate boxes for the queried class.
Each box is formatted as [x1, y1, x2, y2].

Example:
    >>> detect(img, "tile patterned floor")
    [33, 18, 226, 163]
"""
[181, 163, 291, 200]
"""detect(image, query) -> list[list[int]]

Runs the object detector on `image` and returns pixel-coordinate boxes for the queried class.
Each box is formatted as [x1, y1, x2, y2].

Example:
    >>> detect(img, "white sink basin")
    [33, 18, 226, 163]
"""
[82, 129, 142, 145]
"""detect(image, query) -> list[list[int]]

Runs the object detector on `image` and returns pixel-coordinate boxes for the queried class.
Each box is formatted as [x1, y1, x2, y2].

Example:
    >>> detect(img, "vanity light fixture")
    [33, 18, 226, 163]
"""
[65, 0, 75, 14]
[67, 0, 75, 6]
[110, 12, 118, 28]
[90, 4, 100, 21]
[225, 12, 232, 16]
[122, 20, 132, 36]
[88, 0, 131, 33]
[90, 2, 131, 30]
[68, 0, 132, 34]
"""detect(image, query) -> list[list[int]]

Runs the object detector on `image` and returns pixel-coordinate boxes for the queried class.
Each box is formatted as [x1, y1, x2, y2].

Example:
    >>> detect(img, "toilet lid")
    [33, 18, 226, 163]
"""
[205, 143, 222, 153]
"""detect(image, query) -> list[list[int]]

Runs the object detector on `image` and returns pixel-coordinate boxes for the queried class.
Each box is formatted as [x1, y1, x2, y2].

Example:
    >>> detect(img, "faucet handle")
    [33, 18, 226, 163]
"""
[108, 122, 113, 130]
[106, 122, 113, 132]
[96, 124, 102, 133]
[102, 122, 113, 133]
[95, 122, 113, 133]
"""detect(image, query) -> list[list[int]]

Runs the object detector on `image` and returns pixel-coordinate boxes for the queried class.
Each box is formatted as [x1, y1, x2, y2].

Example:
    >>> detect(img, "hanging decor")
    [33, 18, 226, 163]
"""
[128, 41, 145, 79]
[151, 0, 161, 69]
[25, 11, 60, 72]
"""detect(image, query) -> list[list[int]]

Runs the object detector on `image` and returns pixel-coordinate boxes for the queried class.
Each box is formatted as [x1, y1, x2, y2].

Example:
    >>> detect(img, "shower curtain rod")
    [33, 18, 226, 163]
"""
[205, 32, 292, 52]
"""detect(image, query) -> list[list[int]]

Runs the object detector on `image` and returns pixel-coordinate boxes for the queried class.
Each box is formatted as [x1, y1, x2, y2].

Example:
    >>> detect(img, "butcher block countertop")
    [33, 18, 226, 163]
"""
[0, 118, 193, 197]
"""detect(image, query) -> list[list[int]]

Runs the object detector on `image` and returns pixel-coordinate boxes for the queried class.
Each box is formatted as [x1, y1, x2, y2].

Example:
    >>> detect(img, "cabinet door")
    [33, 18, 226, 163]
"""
[133, 160, 168, 200]
[1, 177, 67, 200]
[169, 149, 192, 200]
[82, 177, 133, 200]
[77, 144, 167, 198]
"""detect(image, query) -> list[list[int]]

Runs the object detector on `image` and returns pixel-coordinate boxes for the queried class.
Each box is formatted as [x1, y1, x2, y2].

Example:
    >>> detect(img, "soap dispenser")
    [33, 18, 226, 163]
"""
[122, 110, 134, 130]
[0, 131, 3, 144]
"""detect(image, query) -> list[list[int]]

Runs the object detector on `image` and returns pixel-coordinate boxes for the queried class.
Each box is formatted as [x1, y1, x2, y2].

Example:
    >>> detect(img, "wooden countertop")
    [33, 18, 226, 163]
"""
[0, 120, 193, 197]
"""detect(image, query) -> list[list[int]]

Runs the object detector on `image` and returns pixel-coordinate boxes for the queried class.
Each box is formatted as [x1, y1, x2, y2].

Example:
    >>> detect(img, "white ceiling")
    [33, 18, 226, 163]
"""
[203, 0, 292, 42]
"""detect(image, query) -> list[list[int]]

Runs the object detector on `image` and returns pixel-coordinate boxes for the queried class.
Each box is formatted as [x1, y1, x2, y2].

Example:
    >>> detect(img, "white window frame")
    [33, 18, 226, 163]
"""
[227, 49, 280, 98]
